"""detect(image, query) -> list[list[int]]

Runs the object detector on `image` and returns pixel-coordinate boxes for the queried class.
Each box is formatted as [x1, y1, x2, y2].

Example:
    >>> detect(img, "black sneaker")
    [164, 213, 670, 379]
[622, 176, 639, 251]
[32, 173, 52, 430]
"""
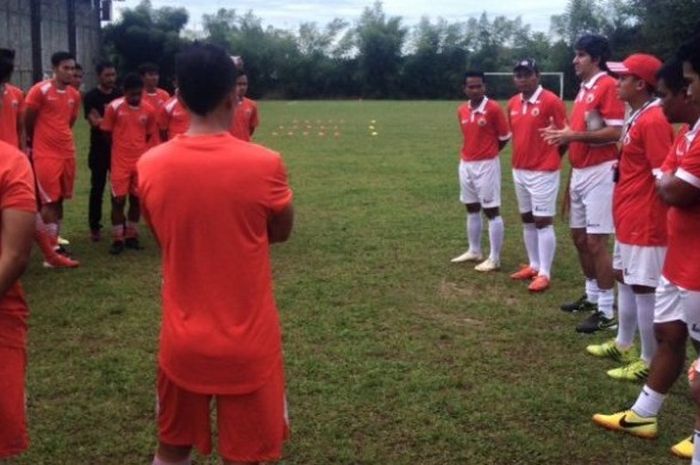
[109, 240, 125, 255]
[125, 237, 143, 250]
[560, 294, 597, 313]
[576, 311, 618, 334]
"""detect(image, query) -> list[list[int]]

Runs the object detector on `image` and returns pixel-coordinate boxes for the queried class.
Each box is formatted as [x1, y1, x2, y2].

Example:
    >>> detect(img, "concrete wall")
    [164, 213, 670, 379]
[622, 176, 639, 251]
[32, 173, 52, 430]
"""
[0, 0, 101, 90]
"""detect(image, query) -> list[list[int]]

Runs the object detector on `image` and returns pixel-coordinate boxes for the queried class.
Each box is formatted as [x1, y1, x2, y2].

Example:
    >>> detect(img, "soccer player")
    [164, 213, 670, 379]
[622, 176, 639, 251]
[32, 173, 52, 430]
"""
[542, 34, 625, 333]
[451, 71, 510, 272]
[24, 51, 81, 267]
[72, 63, 84, 93]
[229, 70, 259, 142]
[158, 90, 189, 141]
[586, 54, 672, 381]
[507, 59, 568, 292]
[0, 48, 23, 149]
[138, 43, 294, 465]
[139, 62, 170, 146]
[592, 44, 700, 460]
[83, 61, 121, 241]
[100, 73, 156, 255]
[0, 139, 38, 462]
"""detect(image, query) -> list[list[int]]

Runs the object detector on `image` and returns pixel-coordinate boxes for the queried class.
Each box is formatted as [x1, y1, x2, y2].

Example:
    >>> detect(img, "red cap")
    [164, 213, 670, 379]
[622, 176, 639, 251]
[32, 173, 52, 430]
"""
[608, 53, 663, 87]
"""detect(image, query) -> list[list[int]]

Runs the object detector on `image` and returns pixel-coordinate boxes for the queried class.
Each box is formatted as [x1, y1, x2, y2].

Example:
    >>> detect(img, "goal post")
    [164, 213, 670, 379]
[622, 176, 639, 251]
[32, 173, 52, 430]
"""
[484, 72, 565, 100]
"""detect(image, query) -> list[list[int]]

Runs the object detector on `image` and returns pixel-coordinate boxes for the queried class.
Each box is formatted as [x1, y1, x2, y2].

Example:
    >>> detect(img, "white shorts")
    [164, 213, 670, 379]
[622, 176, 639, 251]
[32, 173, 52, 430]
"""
[612, 241, 666, 288]
[654, 275, 700, 339]
[569, 161, 615, 234]
[459, 158, 501, 208]
[512, 169, 560, 217]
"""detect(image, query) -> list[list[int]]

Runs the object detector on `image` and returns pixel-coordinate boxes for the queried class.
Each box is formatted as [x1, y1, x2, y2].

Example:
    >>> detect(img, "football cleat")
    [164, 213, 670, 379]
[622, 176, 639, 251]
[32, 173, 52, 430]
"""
[528, 275, 550, 292]
[576, 311, 617, 333]
[451, 250, 483, 263]
[474, 257, 500, 272]
[561, 294, 597, 313]
[42, 254, 79, 269]
[607, 359, 650, 382]
[671, 435, 693, 459]
[586, 339, 638, 363]
[592, 409, 658, 439]
[510, 265, 539, 280]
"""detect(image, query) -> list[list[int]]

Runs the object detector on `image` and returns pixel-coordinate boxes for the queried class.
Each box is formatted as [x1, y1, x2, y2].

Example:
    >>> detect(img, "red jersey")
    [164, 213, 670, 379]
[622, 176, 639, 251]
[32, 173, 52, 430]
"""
[507, 86, 567, 171]
[138, 133, 293, 395]
[0, 140, 36, 349]
[458, 97, 510, 161]
[569, 72, 625, 168]
[0, 84, 24, 148]
[230, 97, 259, 142]
[100, 97, 156, 165]
[158, 96, 190, 139]
[613, 103, 673, 246]
[24, 80, 80, 159]
[661, 121, 700, 289]
[142, 88, 170, 145]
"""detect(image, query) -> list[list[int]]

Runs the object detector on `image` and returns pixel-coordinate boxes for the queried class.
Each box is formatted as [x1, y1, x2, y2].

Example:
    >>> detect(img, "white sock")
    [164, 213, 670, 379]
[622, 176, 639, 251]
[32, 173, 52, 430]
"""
[488, 216, 504, 262]
[631, 384, 666, 418]
[693, 430, 700, 465]
[523, 223, 539, 270]
[615, 282, 637, 349]
[585, 279, 599, 304]
[536, 225, 555, 278]
[467, 213, 482, 254]
[598, 287, 614, 318]
[636, 293, 657, 364]
[152, 456, 191, 465]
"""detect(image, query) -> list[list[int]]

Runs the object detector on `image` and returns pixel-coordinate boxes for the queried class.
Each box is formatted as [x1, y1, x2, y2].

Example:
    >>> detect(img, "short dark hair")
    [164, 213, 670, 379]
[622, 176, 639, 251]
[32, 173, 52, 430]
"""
[464, 70, 485, 82]
[74, 63, 83, 72]
[122, 72, 144, 92]
[138, 62, 159, 75]
[0, 48, 15, 84]
[176, 43, 236, 117]
[678, 34, 700, 75]
[574, 34, 611, 69]
[657, 58, 686, 95]
[96, 61, 115, 75]
[51, 51, 74, 67]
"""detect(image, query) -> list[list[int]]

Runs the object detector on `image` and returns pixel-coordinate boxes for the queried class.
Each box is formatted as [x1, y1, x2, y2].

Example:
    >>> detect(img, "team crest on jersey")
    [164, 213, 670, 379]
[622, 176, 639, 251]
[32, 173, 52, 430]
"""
[477, 117, 487, 127]
[586, 93, 595, 104]
[531, 107, 540, 117]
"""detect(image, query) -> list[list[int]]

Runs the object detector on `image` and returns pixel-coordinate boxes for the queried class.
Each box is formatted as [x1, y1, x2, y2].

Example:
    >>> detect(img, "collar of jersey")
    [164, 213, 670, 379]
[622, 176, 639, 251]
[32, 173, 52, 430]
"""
[470, 96, 489, 114]
[521, 85, 543, 104]
[582, 71, 607, 90]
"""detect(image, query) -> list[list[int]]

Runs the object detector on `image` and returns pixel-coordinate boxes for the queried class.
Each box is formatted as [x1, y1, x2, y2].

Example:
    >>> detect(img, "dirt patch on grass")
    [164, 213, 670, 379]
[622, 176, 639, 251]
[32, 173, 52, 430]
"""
[437, 278, 479, 300]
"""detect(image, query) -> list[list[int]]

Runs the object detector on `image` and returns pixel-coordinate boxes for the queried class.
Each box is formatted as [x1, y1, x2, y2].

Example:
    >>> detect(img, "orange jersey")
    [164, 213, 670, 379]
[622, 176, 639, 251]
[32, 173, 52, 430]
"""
[569, 72, 625, 168]
[507, 86, 567, 171]
[0, 140, 36, 349]
[138, 133, 293, 395]
[0, 84, 24, 148]
[100, 98, 156, 165]
[159, 97, 190, 139]
[230, 97, 259, 142]
[613, 104, 673, 246]
[142, 88, 170, 145]
[661, 121, 700, 290]
[24, 80, 80, 159]
[458, 98, 510, 161]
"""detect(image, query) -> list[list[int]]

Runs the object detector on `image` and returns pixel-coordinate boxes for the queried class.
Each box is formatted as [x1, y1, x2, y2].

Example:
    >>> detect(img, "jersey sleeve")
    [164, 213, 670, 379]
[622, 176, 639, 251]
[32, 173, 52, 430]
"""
[250, 103, 259, 131]
[550, 96, 568, 128]
[100, 103, 116, 132]
[157, 105, 170, 131]
[494, 104, 511, 141]
[0, 151, 36, 213]
[676, 142, 700, 190]
[266, 155, 293, 213]
[24, 85, 43, 111]
[599, 81, 625, 127]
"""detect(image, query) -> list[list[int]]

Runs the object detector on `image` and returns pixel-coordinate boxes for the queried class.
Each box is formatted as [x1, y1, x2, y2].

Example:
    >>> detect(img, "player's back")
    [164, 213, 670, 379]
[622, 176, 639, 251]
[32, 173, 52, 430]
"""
[138, 132, 292, 394]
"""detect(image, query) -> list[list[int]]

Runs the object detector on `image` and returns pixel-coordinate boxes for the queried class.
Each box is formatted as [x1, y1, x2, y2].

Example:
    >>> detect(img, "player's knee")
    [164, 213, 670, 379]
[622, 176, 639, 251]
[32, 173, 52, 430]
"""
[465, 203, 481, 214]
[483, 207, 500, 219]
[691, 373, 700, 405]
[654, 322, 687, 348]
[585, 234, 608, 255]
[571, 230, 587, 251]
[533, 216, 553, 228]
[111, 196, 126, 208]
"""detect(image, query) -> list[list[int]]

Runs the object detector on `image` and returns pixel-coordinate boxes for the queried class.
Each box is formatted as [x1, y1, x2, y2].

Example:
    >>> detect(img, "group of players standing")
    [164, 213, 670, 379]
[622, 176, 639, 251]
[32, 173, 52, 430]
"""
[453, 32, 700, 460]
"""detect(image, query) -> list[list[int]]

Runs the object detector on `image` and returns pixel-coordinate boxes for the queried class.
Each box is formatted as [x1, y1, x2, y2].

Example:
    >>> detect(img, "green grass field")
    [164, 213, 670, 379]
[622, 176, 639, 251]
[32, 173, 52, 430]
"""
[12, 100, 694, 464]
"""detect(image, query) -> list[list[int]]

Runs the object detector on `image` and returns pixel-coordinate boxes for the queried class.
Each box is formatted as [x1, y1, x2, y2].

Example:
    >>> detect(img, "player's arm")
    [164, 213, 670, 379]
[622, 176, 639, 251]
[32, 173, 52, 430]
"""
[541, 123, 621, 146]
[495, 105, 511, 153]
[657, 174, 700, 207]
[249, 104, 259, 137]
[69, 94, 81, 128]
[0, 208, 35, 299]
[23, 107, 37, 148]
[268, 204, 294, 243]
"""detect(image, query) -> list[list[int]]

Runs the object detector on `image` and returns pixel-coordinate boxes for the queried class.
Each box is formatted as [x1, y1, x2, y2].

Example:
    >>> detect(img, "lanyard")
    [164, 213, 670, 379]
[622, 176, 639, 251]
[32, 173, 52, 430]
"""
[621, 98, 657, 142]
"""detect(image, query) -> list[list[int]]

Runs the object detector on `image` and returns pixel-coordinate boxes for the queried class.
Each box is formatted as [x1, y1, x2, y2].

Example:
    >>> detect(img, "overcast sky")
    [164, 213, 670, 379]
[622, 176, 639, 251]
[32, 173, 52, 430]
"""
[115, 0, 569, 33]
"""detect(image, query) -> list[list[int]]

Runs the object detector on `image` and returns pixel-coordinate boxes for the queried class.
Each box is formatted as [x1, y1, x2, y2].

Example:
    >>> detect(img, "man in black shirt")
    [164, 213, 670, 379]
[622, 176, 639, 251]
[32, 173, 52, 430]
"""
[83, 61, 121, 241]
